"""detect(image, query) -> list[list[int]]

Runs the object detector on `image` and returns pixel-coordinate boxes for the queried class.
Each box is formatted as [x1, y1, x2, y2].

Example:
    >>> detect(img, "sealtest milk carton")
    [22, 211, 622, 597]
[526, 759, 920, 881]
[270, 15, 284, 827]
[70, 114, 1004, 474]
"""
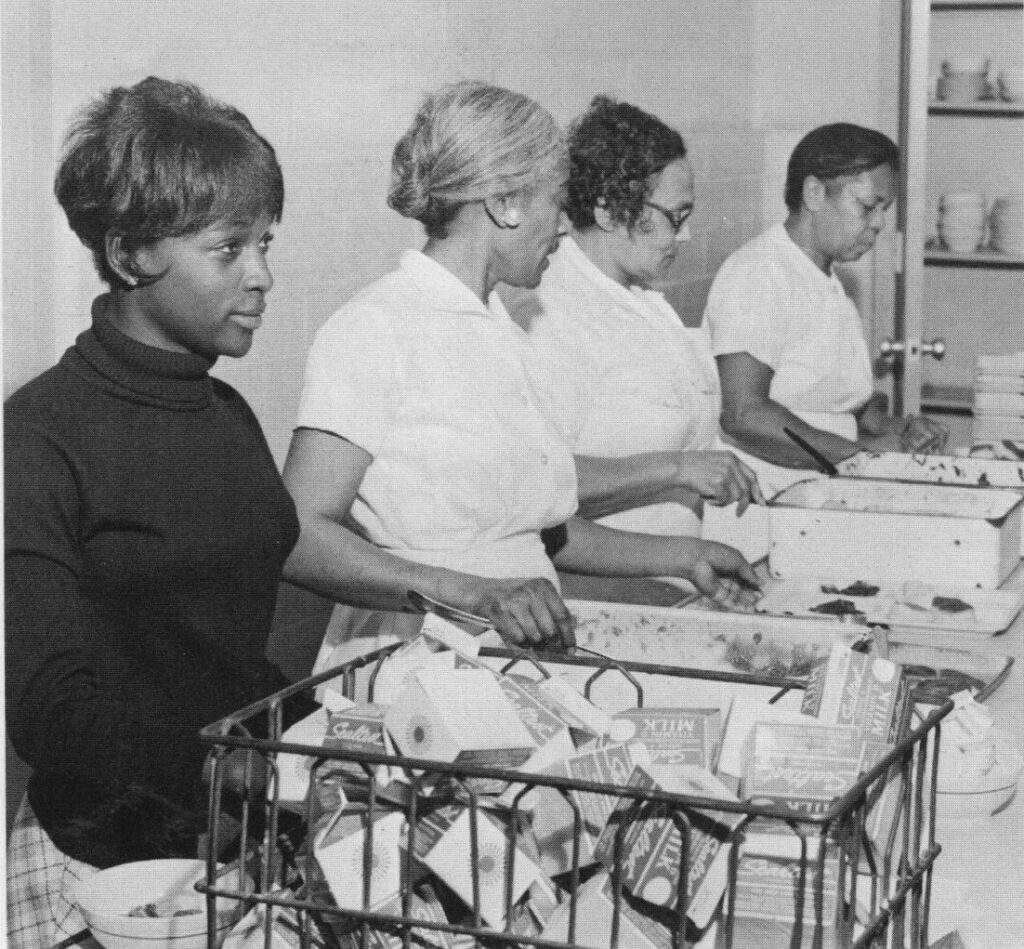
[385, 668, 535, 770]
[312, 806, 407, 911]
[410, 802, 546, 928]
[222, 895, 332, 949]
[592, 764, 743, 928]
[729, 849, 845, 949]
[611, 706, 724, 770]
[800, 646, 911, 744]
[275, 694, 359, 812]
[492, 675, 581, 789]
[742, 721, 873, 818]
[527, 740, 650, 876]
[322, 702, 396, 789]
[370, 644, 456, 706]
[332, 883, 453, 949]
[541, 871, 719, 949]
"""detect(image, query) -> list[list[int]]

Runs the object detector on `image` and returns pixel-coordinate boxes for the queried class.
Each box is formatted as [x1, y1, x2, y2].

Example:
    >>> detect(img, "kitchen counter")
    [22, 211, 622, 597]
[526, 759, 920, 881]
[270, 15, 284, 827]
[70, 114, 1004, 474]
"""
[922, 560, 1024, 948]
[566, 565, 1024, 948]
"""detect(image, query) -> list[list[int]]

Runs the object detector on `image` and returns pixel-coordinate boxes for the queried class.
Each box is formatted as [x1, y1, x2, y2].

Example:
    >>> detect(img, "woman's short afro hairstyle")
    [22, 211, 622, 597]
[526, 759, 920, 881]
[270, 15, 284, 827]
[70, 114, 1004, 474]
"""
[55, 76, 284, 288]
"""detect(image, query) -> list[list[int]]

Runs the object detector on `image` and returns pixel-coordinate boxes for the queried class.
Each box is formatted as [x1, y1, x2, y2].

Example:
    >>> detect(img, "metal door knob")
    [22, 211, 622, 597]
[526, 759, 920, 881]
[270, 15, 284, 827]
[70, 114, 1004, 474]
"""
[879, 338, 905, 361]
[879, 337, 946, 362]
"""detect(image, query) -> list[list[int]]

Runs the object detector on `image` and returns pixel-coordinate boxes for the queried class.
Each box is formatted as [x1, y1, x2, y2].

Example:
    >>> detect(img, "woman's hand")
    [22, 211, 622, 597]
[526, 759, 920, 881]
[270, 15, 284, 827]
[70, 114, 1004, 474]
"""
[898, 415, 949, 454]
[676, 451, 765, 515]
[467, 577, 576, 649]
[678, 539, 762, 612]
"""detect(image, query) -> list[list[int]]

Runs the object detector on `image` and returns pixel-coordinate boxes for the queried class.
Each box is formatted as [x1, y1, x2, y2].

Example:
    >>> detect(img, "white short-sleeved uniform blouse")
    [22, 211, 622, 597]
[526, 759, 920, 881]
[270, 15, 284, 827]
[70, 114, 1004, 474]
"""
[700, 223, 874, 561]
[703, 222, 873, 440]
[511, 237, 723, 538]
[296, 250, 578, 588]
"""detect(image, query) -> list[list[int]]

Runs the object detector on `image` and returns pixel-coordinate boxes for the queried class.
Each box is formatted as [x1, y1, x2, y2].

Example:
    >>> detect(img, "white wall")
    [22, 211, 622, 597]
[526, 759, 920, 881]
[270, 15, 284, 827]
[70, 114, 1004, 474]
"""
[3, 0, 902, 465]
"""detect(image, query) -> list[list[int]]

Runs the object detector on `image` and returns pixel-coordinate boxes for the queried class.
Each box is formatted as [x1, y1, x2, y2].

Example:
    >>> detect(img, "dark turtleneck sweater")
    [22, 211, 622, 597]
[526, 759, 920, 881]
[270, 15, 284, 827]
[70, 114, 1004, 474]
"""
[5, 298, 310, 867]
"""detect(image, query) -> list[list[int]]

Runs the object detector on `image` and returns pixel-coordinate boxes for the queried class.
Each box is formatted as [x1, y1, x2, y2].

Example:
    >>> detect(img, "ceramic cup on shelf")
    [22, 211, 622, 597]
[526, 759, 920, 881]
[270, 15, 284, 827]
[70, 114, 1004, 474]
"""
[937, 56, 991, 102]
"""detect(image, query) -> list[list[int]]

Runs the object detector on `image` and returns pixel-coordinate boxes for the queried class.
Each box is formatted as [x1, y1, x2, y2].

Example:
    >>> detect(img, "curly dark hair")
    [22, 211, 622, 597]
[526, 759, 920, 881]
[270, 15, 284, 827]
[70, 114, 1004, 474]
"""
[55, 76, 284, 289]
[564, 96, 686, 232]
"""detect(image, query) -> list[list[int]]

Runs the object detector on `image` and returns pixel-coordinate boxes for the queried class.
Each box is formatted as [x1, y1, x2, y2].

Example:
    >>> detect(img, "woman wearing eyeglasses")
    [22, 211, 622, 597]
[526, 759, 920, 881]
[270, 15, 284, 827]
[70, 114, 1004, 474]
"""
[507, 96, 762, 596]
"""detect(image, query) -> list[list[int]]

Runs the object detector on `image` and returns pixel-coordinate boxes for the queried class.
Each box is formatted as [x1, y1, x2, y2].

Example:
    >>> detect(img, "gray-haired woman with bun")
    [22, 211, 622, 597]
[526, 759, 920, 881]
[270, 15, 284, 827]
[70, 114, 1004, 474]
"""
[283, 81, 759, 670]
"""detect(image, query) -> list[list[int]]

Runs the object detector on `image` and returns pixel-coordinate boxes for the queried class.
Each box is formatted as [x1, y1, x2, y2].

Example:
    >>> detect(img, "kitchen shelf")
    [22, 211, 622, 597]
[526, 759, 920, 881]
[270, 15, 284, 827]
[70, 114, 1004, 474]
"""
[922, 383, 974, 413]
[898, 0, 1024, 414]
[925, 247, 1024, 267]
[931, 1, 1023, 9]
[929, 99, 1024, 116]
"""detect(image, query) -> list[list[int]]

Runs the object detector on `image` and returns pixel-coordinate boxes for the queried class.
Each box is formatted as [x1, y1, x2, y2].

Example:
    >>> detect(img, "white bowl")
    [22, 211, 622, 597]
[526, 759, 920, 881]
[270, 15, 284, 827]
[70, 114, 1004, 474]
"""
[940, 235, 983, 253]
[936, 781, 1019, 822]
[74, 859, 246, 949]
[935, 733, 1023, 823]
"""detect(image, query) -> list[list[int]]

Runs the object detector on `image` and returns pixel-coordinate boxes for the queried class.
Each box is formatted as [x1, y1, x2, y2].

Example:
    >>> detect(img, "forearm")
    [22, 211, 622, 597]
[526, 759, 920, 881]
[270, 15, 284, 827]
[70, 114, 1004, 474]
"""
[552, 516, 701, 578]
[283, 513, 496, 617]
[5, 573, 208, 807]
[573, 453, 698, 519]
[722, 399, 859, 468]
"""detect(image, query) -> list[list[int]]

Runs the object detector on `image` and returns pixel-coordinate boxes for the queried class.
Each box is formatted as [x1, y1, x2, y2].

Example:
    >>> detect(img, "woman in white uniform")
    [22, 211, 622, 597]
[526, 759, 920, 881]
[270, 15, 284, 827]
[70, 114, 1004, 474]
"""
[705, 123, 947, 485]
[507, 97, 762, 596]
[282, 82, 760, 670]
[702, 124, 947, 559]
[509, 99, 761, 529]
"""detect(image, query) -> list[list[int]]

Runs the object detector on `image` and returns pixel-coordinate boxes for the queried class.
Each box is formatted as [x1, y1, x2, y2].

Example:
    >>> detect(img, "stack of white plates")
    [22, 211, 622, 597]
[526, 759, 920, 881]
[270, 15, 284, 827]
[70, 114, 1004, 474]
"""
[989, 196, 1024, 256]
[938, 192, 987, 253]
[973, 352, 1024, 446]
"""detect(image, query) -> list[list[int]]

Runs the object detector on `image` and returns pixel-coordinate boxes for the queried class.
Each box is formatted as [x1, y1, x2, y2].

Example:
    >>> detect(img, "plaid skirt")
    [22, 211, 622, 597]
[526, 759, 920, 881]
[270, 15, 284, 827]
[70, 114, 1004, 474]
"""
[6, 795, 98, 949]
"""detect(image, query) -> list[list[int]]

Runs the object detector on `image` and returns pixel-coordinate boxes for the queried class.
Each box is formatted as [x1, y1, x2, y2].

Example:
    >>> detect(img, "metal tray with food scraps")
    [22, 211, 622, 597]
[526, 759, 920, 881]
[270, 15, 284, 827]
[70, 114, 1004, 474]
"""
[753, 578, 1024, 635]
[552, 599, 1013, 709]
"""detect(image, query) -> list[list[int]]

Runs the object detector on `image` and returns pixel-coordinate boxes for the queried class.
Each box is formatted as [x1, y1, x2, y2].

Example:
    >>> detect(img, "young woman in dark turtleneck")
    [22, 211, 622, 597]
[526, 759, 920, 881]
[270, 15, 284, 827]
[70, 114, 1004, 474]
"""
[4, 77, 314, 949]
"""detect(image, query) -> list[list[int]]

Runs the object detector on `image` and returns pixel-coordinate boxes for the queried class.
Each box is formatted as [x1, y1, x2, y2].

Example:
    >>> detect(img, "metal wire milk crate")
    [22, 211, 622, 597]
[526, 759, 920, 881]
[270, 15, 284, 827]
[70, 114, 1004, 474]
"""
[198, 641, 949, 949]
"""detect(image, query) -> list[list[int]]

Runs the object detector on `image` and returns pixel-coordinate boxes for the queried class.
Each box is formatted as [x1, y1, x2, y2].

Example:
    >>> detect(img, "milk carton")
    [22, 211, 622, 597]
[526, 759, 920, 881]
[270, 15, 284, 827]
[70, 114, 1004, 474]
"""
[801, 647, 911, 743]
[612, 707, 724, 770]
[313, 807, 407, 911]
[385, 669, 535, 770]
[592, 765, 742, 928]
[541, 871, 719, 949]
[528, 741, 650, 875]
[410, 802, 546, 927]
[729, 851, 844, 948]
[370, 649, 456, 705]
[743, 721, 873, 819]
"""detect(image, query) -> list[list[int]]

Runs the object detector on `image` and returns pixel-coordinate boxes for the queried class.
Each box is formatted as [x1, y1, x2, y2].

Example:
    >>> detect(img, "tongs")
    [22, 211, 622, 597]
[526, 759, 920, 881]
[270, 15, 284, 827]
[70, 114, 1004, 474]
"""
[407, 589, 492, 630]
[782, 426, 840, 476]
[407, 589, 616, 660]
